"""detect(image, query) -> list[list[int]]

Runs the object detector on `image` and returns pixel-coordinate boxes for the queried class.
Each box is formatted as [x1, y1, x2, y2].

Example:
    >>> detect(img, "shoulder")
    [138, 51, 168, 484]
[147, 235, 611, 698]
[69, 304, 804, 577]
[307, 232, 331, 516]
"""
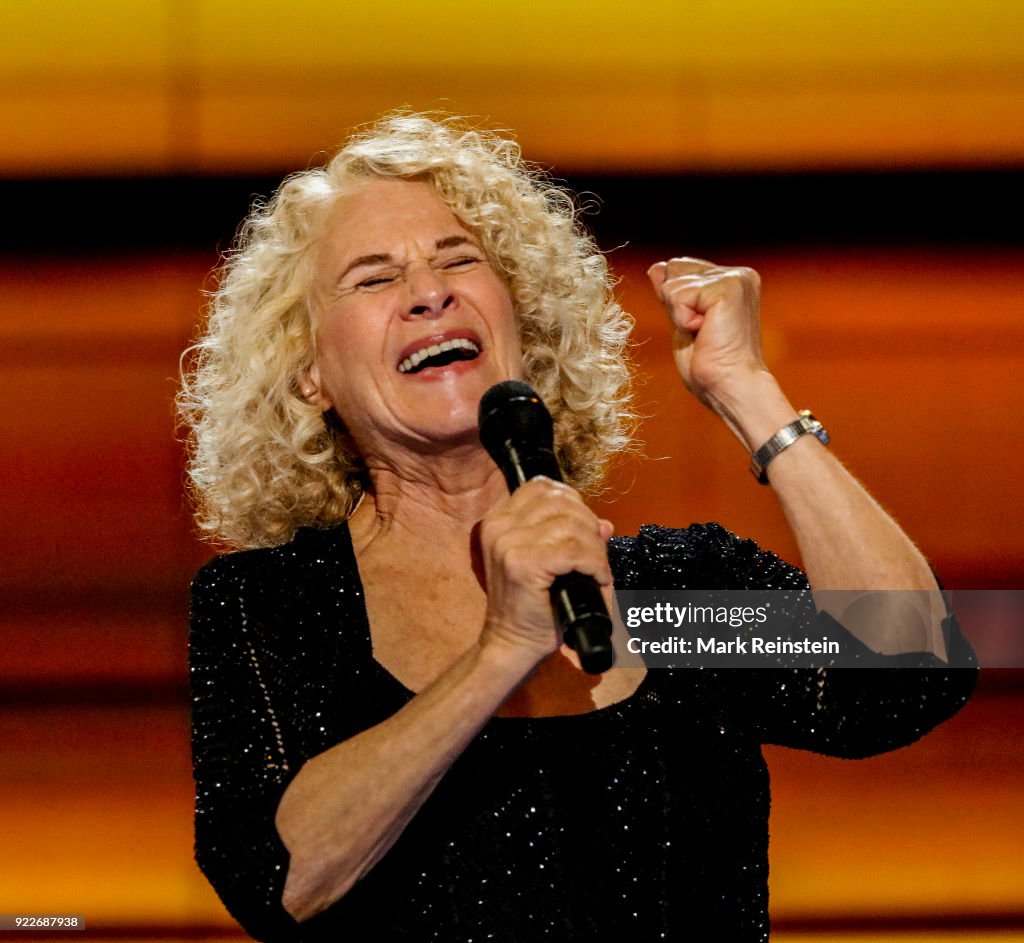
[191, 523, 353, 597]
[608, 522, 807, 590]
[188, 524, 358, 654]
[188, 523, 361, 709]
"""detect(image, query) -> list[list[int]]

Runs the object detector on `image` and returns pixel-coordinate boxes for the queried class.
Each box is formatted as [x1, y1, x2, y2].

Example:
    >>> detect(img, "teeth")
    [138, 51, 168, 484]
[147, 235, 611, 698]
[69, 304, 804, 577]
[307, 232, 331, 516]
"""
[398, 337, 481, 373]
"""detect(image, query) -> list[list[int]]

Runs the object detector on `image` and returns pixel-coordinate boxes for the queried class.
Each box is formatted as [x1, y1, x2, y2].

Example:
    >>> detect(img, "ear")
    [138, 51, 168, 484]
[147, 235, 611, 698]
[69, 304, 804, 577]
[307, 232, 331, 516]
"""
[299, 364, 334, 412]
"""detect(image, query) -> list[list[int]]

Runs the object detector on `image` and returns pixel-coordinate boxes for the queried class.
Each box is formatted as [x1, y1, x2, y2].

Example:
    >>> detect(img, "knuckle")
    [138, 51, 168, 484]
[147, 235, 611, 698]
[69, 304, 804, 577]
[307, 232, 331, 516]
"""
[559, 509, 599, 534]
[502, 544, 533, 580]
[490, 530, 516, 561]
[538, 477, 570, 496]
[554, 530, 586, 554]
[734, 266, 761, 287]
[518, 477, 556, 501]
[549, 483, 581, 505]
[526, 478, 580, 507]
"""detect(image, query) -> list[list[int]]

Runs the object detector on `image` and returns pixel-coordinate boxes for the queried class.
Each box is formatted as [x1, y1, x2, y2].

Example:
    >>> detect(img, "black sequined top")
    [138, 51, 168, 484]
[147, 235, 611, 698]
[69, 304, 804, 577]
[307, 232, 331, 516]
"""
[189, 522, 976, 942]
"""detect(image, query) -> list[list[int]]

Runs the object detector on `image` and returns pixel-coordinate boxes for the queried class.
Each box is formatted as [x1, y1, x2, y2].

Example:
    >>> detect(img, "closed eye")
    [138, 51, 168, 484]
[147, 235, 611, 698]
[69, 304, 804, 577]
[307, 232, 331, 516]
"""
[357, 273, 399, 290]
[442, 256, 481, 270]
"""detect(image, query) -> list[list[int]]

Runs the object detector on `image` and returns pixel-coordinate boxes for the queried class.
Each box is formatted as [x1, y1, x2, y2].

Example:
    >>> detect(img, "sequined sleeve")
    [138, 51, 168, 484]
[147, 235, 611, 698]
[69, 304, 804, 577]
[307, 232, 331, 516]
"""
[612, 523, 977, 758]
[189, 555, 301, 942]
[729, 615, 977, 758]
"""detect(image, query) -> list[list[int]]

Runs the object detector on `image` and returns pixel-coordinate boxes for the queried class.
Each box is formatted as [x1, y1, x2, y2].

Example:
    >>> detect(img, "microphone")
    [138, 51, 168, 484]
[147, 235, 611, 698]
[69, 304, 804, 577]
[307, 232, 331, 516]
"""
[479, 380, 615, 674]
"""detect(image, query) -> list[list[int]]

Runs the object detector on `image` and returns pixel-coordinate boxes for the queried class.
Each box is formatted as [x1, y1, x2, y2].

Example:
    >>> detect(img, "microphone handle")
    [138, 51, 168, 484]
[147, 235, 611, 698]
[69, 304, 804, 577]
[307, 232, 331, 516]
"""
[550, 572, 615, 675]
[503, 444, 615, 675]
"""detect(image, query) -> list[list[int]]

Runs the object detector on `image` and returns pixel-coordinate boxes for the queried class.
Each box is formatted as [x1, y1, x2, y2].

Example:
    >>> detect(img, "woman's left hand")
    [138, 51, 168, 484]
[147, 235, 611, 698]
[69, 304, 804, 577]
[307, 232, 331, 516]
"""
[647, 257, 769, 410]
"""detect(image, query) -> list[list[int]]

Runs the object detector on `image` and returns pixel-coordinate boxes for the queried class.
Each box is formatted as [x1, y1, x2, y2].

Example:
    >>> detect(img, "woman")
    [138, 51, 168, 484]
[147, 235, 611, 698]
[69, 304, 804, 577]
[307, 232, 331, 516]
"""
[181, 113, 975, 942]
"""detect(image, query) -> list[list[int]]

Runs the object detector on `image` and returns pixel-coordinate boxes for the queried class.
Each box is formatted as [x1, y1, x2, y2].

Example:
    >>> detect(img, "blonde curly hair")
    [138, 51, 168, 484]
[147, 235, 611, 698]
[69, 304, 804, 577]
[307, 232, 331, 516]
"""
[178, 112, 635, 549]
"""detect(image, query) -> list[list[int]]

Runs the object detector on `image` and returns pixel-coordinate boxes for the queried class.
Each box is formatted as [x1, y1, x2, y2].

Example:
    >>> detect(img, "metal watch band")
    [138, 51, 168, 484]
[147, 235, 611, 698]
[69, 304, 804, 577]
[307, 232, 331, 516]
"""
[749, 410, 830, 485]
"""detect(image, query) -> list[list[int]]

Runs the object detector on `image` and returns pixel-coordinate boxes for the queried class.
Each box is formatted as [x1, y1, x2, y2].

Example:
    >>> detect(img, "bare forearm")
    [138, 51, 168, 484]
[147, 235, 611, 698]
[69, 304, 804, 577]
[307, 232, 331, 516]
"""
[711, 371, 949, 658]
[275, 479, 613, 921]
[276, 637, 538, 921]
[645, 259, 948, 659]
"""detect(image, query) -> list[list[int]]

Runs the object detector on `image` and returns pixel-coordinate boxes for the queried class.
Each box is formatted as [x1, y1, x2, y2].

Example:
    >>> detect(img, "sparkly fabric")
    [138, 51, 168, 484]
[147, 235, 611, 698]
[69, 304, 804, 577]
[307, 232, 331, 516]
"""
[190, 522, 976, 942]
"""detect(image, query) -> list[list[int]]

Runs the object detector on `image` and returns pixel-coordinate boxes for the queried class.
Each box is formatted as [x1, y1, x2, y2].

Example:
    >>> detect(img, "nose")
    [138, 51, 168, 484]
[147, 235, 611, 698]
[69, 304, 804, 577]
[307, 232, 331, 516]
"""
[403, 264, 455, 319]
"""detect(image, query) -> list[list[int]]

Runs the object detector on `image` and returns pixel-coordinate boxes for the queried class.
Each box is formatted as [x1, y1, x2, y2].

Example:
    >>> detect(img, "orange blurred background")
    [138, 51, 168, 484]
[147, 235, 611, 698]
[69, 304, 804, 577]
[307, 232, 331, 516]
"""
[1, 1, 1022, 940]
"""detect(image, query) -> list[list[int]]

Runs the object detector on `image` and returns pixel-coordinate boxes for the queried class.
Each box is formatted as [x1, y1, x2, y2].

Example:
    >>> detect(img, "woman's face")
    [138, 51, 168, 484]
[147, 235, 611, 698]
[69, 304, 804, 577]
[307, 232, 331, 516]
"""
[305, 178, 523, 464]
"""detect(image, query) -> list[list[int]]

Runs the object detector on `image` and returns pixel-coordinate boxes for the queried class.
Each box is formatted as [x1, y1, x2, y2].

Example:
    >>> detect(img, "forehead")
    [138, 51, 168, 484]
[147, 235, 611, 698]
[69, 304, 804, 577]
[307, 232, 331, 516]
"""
[318, 178, 473, 265]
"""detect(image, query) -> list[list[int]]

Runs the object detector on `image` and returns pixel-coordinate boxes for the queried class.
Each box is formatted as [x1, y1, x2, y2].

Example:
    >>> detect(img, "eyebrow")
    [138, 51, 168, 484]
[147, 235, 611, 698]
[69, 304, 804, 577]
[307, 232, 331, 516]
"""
[338, 235, 477, 282]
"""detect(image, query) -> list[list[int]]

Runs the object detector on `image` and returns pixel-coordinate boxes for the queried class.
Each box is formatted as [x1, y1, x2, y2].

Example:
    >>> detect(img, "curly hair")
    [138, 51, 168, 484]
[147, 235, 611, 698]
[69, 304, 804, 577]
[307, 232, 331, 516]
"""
[178, 112, 635, 549]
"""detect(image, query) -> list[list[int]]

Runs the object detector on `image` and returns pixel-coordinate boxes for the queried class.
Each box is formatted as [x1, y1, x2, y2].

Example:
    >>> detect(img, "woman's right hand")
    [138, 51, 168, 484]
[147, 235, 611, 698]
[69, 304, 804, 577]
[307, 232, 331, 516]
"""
[477, 477, 614, 664]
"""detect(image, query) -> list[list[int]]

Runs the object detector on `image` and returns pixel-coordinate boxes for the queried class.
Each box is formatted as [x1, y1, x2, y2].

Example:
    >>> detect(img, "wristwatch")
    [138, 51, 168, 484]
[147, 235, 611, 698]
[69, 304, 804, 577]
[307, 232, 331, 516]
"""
[749, 410, 830, 484]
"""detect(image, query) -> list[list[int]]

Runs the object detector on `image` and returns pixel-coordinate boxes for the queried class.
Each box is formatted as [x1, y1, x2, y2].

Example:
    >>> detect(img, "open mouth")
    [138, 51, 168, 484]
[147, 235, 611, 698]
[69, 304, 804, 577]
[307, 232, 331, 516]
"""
[398, 337, 481, 375]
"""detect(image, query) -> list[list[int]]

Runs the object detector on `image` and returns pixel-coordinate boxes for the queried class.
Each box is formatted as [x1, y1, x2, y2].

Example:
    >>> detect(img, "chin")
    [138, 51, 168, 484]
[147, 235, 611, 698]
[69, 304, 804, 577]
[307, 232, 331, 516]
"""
[392, 362, 520, 445]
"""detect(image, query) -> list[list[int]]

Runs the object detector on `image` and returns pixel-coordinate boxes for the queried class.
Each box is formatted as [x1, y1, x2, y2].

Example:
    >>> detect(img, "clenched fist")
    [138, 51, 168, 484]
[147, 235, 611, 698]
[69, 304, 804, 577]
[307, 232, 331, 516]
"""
[477, 477, 614, 664]
[647, 257, 768, 409]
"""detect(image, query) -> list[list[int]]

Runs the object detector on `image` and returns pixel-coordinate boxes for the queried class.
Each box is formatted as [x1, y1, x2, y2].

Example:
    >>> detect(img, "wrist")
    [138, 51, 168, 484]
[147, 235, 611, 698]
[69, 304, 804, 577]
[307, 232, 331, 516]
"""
[476, 625, 552, 680]
[703, 370, 797, 453]
[749, 410, 830, 484]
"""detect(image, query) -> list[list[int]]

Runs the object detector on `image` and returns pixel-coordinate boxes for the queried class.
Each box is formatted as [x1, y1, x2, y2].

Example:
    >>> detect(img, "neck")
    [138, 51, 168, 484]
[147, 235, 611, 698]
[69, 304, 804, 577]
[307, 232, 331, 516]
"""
[350, 443, 509, 551]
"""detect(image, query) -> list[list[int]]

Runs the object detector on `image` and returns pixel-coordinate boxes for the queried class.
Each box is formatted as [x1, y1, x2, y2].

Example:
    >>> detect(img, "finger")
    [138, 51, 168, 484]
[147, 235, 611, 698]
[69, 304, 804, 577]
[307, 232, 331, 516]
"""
[663, 256, 717, 277]
[494, 509, 613, 576]
[483, 477, 577, 522]
[649, 263, 725, 333]
[661, 272, 729, 291]
[660, 268, 756, 332]
[647, 257, 717, 294]
[492, 479, 591, 530]
[663, 253, 712, 268]
[513, 476, 583, 503]
[483, 489, 606, 559]
[498, 506, 607, 547]
[664, 267, 757, 292]
[659, 280, 707, 334]
[661, 287, 708, 334]
[491, 525, 613, 590]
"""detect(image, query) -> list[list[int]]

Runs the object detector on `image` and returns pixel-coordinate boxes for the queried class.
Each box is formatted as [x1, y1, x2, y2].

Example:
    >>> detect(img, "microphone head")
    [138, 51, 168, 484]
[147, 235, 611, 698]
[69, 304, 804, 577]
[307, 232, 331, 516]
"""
[478, 380, 554, 465]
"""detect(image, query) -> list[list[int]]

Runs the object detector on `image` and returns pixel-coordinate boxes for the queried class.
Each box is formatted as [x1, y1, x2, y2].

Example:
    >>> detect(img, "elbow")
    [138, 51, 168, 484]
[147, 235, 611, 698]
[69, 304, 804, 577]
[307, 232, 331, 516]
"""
[276, 783, 351, 922]
[827, 589, 949, 661]
[281, 855, 358, 923]
[280, 873, 316, 923]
